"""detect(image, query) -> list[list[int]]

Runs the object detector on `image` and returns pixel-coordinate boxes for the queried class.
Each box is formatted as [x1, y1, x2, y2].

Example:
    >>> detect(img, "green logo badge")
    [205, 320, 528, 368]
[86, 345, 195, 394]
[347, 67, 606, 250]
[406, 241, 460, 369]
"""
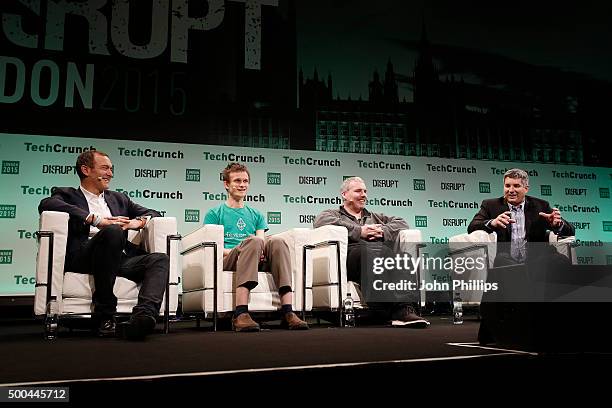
[267, 212, 282, 224]
[184, 209, 200, 223]
[267, 172, 281, 185]
[600, 188, 610, 199]
[479, 182, 491, 194]
[413, 179, 426, 191]
[343, 175, 355, 181]
[415, 215, 428, 228]
[604, 221, 612, 232]
[1, 161, 19, 174]
[541, 185, 552, 196]
[0, 250, 13, 264]
[185, 169, 200, 182]
[0, 205, 16, 218]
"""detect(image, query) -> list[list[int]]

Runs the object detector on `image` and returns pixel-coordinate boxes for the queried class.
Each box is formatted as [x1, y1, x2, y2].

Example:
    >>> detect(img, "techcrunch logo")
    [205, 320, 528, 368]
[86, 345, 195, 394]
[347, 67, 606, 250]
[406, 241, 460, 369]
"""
[267, 173, 281, 185]
[575, 239, 603, 247]
[2, 160, 19, 174]
[284, 156, 340, 167]
[115, 189, 183, 200]
[185, 169, 200, 182]
[368, 197, 412, 207]
[0, 205, 17, 218]
[441, 182, 465, 191]
[135, 169, 168, 179]
[283, 195, 342, 205]
[185, 209, 200, 223]
[358, 160, 410, 170]
[204, 152, 264, 163]
[373, 179, 398, 188]
[428, 164, 475, 173]
[14, 275, 35, 284]
[118, 147, 184, 159]
[552, 170, 596, 180]
[18, 230, 37, 239]
[24, 142, 96, 154]
[42, 164, 76, 175]
[267, 212, 281, 224]
[565, 188, 587, 196]
[491, 167, 538, 177]
[202, 192, 265, 202]
[554, 204, 600, 213]
[21, 185, 51, 195]
[0, 249, 13, 264]
[428, 200, 479, 209]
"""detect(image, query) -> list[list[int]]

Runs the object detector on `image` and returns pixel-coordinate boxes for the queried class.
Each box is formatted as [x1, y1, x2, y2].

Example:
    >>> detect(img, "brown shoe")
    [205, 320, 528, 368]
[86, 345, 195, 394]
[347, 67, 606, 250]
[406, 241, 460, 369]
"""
[281, 312, 309, 330]
[232, 312, 260, 332]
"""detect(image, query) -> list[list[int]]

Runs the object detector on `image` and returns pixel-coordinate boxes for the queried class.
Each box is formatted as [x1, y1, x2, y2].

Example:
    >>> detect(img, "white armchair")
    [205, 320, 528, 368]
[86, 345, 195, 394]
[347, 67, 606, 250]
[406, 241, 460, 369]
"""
[35, 211, 180, 337]
[311, 228, 425, 318]
[181, 225, 341, 330]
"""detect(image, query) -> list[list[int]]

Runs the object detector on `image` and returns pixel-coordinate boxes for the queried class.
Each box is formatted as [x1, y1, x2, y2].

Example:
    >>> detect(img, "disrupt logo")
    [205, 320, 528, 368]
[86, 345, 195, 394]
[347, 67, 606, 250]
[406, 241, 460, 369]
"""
[299, 176, 327, 185]
[565, 188, 587, 196]
[0, 205, 17, 218]
[299, 215, 316, 224]
[134, 169, 167, 179]
[267, 172, 281, 185]
[0, 249, 13, 264]
[185, 169, 200, 182]
[541, 185, 552, 196]
[42, 164, 76, 175]
[415, 215, 428, 228]
[267, 212, 281, 225]
[184, 209, 200, 223]
[600, 188, 610, 199]
[604, 221, 612, 232]
[479, 182, 491, 194]
[2, 161, 19, 174]
[413, 179, 426, 191]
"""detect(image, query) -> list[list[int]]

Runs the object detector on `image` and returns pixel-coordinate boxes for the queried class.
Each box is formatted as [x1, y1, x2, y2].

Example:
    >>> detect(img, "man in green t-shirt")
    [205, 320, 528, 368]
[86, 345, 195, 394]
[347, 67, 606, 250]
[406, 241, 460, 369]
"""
[204, 163, 309, 332]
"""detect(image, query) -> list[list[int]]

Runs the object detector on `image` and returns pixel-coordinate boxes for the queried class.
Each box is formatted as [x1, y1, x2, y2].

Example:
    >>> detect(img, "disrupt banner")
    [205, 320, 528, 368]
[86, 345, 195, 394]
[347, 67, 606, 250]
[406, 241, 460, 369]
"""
[0, 133, 610, 296]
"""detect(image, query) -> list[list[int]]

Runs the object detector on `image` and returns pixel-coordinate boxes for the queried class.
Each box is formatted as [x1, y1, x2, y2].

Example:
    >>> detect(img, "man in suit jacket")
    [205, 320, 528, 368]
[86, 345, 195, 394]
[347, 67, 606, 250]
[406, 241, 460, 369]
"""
[468, 168, 575, 345]
[38, 150, 168, 340]
[468, 168, 574, 265]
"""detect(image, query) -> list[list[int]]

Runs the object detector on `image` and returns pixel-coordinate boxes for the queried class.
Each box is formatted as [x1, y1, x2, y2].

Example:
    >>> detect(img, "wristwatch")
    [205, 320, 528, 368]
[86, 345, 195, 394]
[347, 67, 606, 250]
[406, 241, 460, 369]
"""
[135, 216, 147, 228]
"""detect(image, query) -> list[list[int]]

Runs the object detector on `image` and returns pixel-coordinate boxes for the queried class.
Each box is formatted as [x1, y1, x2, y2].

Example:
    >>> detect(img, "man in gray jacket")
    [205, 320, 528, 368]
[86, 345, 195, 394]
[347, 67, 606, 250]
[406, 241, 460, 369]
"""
[314, 177, 429, 327]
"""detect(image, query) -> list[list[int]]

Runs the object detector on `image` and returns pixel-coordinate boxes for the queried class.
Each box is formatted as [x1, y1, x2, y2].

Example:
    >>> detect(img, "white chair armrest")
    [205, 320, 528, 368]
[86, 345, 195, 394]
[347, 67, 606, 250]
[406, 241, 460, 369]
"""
[35, 211, 69, 315]
[181, 225, 224, 294]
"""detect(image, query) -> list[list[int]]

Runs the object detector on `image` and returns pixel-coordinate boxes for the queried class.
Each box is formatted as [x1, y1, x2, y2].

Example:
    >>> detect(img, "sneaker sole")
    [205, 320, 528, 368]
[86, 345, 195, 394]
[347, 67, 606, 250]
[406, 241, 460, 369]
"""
[234, 326, 261, 332]
[391, 320, 430, 328]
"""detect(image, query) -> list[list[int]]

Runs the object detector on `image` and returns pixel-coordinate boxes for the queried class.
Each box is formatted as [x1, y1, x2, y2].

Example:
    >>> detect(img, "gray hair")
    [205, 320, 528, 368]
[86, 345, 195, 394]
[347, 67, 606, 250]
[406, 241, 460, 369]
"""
[503, 168, 529, 187]
[340, 176, 365, 197]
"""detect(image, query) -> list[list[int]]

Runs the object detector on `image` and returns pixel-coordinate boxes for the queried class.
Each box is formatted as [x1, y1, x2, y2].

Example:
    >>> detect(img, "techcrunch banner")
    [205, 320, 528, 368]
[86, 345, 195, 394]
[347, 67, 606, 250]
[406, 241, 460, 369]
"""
[0, 133, 611, 296]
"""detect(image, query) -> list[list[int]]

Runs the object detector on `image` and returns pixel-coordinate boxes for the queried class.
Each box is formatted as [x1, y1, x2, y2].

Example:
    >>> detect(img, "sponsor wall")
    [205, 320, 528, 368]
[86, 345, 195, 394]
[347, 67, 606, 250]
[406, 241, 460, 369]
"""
[1, 133, 610, 296]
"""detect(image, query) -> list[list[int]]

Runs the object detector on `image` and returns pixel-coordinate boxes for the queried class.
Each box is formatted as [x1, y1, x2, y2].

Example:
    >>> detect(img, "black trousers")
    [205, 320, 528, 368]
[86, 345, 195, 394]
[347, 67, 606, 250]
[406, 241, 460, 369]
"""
[68, 225, 169, 319]
[347, 240, 413, 319]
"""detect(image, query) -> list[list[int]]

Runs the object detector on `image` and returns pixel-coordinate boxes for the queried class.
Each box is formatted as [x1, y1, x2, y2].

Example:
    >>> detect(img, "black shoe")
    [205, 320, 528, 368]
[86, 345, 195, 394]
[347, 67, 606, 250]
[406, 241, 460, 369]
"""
[120, 315, 156, 341]
[390, 305, 430, 328]
[95, 317, 117, 338]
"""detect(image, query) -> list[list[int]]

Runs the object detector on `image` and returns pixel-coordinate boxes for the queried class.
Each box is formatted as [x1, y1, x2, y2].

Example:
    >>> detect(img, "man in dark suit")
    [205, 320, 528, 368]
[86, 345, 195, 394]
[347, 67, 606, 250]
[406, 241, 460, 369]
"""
[468, 168, 574, 265]
[468, 168, 575, 344]
[38, 150, 168, 340]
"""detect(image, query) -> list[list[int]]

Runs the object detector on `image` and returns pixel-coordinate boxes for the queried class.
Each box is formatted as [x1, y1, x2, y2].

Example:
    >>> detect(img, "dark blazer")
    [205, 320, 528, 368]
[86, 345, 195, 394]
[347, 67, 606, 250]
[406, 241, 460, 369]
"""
[38, 187, 160, 268]
[468, 195, 575, 242]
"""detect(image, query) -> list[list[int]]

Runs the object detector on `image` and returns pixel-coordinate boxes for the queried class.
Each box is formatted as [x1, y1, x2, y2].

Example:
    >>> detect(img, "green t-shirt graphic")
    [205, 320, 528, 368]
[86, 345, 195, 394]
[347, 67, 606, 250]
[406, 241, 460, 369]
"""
[204, 203, 268, 248]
